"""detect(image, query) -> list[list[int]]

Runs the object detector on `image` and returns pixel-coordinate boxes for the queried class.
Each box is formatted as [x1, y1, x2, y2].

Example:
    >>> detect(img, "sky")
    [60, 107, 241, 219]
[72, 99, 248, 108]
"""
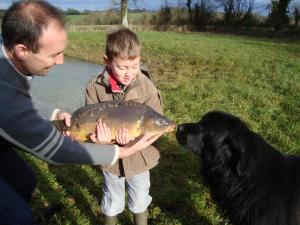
[0, 0, 299, 15]
[0, 0, 176, 11]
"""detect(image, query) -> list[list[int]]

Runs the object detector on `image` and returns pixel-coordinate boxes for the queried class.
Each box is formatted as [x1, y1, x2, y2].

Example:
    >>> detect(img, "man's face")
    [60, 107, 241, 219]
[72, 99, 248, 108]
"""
[23, 22, 67, 76]
[107, 56, 141, 86]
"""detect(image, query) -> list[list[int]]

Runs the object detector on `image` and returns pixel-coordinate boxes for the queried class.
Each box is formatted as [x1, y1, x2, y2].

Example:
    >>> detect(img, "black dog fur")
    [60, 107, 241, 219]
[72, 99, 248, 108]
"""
[176, 111, 300, 225]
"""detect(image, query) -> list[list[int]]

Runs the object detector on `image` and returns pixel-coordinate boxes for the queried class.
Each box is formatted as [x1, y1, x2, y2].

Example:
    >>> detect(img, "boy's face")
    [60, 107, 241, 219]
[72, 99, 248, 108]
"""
[106, 56, 140, 86]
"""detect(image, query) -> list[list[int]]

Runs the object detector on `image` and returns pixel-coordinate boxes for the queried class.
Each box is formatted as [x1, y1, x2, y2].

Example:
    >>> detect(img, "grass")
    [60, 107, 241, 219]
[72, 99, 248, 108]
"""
[25, 31, 300, 224]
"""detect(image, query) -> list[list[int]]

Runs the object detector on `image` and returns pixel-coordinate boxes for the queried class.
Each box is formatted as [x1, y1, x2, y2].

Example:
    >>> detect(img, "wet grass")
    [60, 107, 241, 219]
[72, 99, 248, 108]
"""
[25, 31, 300, 224]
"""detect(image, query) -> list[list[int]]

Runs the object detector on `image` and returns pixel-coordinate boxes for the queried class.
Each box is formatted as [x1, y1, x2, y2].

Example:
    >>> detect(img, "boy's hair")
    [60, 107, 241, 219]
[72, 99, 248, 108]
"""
[105, 28, 141, 61]
[1, 0, 65, 53]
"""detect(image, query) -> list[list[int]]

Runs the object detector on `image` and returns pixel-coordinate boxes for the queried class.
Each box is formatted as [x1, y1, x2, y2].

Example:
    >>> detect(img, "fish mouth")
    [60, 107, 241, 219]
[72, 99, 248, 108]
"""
[166, 122, 177, 132]
[150, 122, 176, 134]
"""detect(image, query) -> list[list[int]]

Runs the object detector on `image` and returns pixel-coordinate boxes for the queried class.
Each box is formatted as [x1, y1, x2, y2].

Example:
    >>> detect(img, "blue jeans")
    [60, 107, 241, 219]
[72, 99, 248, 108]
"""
[0, 145, 36, 225]
[101, 170, 151, 216]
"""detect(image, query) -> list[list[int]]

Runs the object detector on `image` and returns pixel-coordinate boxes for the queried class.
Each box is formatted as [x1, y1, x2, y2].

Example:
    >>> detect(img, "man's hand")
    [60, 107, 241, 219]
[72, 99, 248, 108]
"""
[56, 111, 71, 126]
[56, 111, 71, 136]
[118, 133, 163, 159]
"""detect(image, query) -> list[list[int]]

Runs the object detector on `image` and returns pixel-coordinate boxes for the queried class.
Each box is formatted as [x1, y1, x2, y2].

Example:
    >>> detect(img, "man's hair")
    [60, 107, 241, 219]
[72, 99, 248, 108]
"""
[105, 28, 141, 61]
[1, 0, 65, 53]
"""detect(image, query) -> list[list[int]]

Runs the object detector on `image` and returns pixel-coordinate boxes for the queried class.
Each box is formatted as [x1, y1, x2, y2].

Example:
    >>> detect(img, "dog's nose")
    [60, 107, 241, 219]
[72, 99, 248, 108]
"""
[177, 124, 184, 132]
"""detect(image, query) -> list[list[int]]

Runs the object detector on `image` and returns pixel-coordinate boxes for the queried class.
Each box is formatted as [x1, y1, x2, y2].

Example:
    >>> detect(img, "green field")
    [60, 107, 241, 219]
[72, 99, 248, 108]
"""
[26, 31, 300, 224]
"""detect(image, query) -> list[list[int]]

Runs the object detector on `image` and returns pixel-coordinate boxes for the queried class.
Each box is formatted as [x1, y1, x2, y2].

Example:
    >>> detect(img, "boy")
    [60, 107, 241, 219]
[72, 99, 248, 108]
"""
[85, 28, 163, 225]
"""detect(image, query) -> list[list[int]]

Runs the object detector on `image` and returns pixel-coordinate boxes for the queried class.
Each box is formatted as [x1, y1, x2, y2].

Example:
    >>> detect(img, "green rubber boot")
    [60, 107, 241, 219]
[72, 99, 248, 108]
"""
[133, 210, 148, 225]
[104, 215, 117, 225]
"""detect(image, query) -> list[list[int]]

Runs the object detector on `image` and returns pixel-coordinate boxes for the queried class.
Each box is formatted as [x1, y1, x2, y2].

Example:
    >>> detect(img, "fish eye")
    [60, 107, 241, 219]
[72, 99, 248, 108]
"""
[154, 119, 163, 125]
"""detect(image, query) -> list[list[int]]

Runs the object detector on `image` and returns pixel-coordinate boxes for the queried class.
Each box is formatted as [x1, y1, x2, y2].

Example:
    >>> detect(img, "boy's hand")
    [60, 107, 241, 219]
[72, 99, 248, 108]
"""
[115, 127, 134, 145]
[90, 122, 112, 144]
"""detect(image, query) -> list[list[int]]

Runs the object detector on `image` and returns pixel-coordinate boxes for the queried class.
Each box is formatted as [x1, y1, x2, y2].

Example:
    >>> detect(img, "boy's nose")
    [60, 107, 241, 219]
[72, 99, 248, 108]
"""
[124, 70, 133, 77]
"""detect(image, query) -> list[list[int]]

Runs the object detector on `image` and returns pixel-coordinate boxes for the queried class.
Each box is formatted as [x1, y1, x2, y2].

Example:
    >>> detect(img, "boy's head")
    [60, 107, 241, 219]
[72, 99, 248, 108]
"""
[105, 28, 141, 61]
[104, 28, 141, 86]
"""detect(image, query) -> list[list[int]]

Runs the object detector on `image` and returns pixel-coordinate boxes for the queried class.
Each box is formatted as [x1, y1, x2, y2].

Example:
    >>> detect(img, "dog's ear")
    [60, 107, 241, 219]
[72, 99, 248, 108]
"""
[223, 135, 248, 176]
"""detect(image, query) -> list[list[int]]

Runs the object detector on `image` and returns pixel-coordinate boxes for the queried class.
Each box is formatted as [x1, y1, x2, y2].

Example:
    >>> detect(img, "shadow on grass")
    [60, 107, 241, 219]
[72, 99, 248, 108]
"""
[48, 164, 103, 224]
[24, 134, 215, 225]
[24, 156, 96, 225]
[149, 135, 213, 225]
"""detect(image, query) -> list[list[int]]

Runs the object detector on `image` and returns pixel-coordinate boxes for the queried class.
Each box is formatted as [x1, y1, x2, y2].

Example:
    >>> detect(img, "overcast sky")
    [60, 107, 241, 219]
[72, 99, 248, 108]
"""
[0, 0, 299, 15]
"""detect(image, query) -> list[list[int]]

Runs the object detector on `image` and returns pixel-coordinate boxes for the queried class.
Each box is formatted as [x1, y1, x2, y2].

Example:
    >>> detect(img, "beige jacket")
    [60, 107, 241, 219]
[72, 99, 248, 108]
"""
[85, 67, 163, 178]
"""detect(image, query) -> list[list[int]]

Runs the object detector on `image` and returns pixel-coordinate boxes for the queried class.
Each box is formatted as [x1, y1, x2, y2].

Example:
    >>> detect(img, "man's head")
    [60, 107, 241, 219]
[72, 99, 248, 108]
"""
[104, 28, 141, 86]
[1, 0, 67, 76]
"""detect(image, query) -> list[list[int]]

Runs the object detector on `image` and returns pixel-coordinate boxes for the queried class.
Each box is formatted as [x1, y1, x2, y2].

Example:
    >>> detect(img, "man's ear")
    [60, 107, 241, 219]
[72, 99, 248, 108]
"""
[13, 44, 29, 60]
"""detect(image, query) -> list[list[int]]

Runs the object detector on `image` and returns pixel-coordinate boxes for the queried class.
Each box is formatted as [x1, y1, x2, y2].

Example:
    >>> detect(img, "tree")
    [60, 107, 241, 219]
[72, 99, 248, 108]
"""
[216, 0, 254, 28]
[112, 0, 138, 27]
[293, 6, 300, 27]
[194, 0, 214, 30]
[65, 8, 81, 15]
[233, 0, 255, 28]
[268, 0, 292, 30]
[159, 1, 172, 29]
[186, 0, 193, 22]
[176, 0, 186, 24]
[121, 0, 129, 27]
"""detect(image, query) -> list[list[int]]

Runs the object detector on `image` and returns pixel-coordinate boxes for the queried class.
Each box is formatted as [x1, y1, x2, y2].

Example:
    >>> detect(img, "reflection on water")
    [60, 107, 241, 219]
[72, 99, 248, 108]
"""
[31, 57, 103, 112]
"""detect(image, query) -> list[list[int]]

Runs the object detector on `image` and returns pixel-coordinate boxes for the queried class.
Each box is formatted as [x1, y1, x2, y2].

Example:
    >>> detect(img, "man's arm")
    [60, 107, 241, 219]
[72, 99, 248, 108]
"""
[118, 133, 162, 158]
[0, 101, 118, 166]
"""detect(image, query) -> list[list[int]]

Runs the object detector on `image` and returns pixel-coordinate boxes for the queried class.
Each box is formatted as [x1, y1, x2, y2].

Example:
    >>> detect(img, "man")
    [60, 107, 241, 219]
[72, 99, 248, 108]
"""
[0, 1, 161, 224]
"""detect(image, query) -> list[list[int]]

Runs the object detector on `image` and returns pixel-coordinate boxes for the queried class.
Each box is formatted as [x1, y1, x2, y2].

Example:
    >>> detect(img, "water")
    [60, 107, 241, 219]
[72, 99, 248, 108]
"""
[31, 57, 103, 112]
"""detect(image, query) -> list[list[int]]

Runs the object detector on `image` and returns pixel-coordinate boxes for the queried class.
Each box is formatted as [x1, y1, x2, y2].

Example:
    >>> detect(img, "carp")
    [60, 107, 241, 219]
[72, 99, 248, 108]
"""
[53, 100, 176, 142]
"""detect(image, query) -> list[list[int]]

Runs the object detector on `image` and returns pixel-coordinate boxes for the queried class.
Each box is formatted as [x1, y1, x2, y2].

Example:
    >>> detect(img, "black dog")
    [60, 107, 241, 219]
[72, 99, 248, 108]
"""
[176, 111, 300, 225]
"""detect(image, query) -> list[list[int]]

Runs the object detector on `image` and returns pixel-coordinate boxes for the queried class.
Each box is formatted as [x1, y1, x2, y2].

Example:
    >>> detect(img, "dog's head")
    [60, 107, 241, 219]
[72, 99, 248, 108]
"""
[176, 111, 252, 176]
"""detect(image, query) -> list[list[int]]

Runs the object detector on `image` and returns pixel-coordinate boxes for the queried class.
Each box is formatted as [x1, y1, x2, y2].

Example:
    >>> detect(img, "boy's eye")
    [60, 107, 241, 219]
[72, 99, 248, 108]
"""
[117, 66, 139, 70]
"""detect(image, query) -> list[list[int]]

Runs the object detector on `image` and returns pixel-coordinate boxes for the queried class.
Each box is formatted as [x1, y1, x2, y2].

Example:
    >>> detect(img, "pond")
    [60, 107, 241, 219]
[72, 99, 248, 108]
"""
[31, 57, 103, 113]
